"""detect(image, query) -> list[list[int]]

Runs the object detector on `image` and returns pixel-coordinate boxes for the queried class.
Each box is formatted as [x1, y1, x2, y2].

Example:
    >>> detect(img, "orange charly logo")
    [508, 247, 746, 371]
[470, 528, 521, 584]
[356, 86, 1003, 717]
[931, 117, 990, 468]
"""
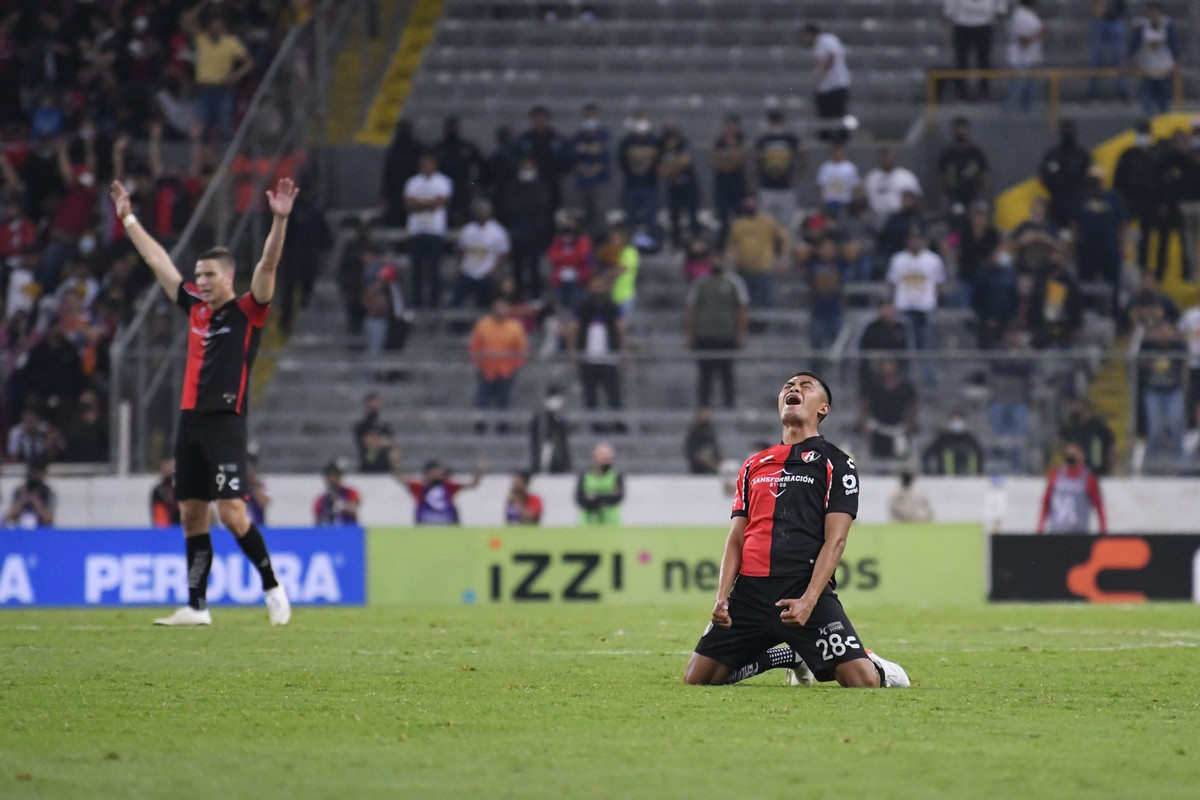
[1065, 538, 1151, 603]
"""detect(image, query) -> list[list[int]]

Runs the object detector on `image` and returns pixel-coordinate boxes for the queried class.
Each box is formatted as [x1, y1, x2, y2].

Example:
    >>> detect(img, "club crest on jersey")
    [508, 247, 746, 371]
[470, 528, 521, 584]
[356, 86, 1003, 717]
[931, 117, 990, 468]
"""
[800, 450, 821, 463]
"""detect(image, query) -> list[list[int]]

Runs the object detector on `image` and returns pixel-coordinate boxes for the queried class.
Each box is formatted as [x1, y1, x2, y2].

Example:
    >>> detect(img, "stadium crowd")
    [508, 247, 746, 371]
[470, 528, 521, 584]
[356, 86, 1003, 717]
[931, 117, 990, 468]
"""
[0, 0, 301, 480]
[349, 84, 1200, 477]
[3, 1, 1200, 517]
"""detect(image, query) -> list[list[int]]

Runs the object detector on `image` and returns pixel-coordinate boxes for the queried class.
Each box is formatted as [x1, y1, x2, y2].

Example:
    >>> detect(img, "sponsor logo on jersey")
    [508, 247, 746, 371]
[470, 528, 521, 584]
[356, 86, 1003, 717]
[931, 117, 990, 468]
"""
[751, 467, 817, 497]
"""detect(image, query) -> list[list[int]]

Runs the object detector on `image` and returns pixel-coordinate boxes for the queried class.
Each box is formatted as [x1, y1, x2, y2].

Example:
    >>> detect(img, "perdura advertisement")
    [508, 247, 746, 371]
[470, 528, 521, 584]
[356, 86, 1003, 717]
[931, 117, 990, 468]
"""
[0, 528, 366, 607]
[367, 524, 984, 606]
[990, 533, 1200, 602]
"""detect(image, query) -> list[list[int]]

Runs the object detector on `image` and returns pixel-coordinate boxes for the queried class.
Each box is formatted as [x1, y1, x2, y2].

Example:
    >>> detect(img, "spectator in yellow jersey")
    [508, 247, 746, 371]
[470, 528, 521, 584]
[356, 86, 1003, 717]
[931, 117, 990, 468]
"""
[192, 12, 255, 142]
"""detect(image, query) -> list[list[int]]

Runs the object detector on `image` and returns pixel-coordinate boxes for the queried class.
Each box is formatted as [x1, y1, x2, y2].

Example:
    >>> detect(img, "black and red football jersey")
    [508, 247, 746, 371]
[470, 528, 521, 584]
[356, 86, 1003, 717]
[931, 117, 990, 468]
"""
[175, 284, 269, 414]
[730, 435, 859, 577]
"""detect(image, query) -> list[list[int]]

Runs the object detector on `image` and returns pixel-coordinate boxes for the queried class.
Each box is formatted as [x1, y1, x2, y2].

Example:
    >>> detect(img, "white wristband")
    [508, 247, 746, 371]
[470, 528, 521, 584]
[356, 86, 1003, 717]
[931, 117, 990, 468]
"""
[122, 214, 139, 228]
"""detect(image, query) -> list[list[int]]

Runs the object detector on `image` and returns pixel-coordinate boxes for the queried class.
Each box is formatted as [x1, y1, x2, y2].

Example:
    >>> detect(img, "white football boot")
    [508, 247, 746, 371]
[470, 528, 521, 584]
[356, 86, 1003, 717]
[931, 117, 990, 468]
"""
[265, 585, 291, 626]
[867, 651, 910, 688]
[784, 659, 815, 687]
[153, 606, 213, 626]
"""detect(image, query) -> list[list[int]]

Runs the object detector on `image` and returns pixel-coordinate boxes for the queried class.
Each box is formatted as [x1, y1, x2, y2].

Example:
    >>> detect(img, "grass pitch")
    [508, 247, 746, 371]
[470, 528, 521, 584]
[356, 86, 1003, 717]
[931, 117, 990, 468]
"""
[1, 604, 1197, 800]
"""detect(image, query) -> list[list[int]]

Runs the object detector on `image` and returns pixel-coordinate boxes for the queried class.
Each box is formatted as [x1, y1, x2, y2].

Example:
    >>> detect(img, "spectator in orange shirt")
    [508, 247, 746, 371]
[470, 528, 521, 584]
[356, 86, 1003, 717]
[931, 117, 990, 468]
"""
[504, 471, 543, 525]
[469, 298, 528, 415]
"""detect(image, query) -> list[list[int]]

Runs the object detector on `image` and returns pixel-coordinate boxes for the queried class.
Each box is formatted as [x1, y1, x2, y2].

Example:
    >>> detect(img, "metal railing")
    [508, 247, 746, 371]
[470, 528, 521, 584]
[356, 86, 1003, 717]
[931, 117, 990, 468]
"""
[107, 0, 376, 473]
[925, 67, 1187, 131]
[255, 344, 1199, 476]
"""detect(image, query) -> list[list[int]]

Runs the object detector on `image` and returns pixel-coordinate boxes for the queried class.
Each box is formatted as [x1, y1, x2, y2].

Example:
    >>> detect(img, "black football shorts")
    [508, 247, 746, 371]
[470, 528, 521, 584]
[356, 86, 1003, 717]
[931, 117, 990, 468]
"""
[693, 574, 869, 682]
[173, 411, 249, 502]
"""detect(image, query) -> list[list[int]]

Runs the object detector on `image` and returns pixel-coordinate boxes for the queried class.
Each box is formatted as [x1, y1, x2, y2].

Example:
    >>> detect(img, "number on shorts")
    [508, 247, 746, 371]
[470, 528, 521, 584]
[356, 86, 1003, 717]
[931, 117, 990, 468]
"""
[215, 472, 226, 492]
[815, 633, 862, 661]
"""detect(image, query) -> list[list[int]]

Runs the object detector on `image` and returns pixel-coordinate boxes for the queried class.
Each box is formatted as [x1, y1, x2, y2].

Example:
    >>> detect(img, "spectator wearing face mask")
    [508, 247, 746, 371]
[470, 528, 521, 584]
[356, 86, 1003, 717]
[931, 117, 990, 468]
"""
[498, 156, 554, 300]
[972, 248, 1019, 349]
[570, 103, 611, 234]
[1039, 119, 1092, 230]
[1037, 442, 1106, 534]
[618, 111, 662, 248]
[922, 410, 985, 476]
[575, 443, 624, 526]
[546, 215, 594, 313]
[1113, 120, 1157, 271]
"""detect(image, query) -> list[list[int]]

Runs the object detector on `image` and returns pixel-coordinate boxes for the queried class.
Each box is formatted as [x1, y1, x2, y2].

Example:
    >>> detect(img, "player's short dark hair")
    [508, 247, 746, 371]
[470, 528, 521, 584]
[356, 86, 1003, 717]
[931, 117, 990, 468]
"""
[197, 246, 235, 271]
[790, 370, 832, 421]
[423, 459, 442, 473]
[803, 22, 820, 36]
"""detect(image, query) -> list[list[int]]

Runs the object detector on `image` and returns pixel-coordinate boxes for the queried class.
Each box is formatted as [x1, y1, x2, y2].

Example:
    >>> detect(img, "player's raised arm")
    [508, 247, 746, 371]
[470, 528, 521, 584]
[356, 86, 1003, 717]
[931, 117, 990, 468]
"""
[250, 178, 299, 305]
[111, 181, 184, 301]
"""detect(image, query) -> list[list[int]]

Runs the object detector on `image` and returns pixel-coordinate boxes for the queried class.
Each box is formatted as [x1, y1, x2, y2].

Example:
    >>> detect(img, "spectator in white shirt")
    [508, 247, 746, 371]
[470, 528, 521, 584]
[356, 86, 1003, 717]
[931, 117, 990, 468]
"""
[886, 227, 946, 385]
[452, 198, 511, 308]
[802, 24, 851, 130]
[1006, 0, 1044, 113]
[403, 153, 453, 308]
[864, 148, 921, 220]
[943, 0, 1008, 101]
[815, 140, 860, 222]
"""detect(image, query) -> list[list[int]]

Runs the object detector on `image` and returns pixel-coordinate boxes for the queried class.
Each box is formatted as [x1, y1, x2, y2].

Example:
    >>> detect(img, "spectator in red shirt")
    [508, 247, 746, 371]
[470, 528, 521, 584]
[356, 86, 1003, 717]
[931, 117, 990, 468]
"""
[313, 461, 361, 526]
[546, 215, 593, 312]
[40, 130, 97, 291]
[391, 449, 483, 525]
[1037, 442, 1107, 535]
[0, 192, 36, 261]
[504, 471, 543, 525]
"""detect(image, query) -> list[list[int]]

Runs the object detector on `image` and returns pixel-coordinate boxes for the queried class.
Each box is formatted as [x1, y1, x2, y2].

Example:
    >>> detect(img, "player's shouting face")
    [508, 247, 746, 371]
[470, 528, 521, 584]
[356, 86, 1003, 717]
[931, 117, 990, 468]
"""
[195, 255, 235, 307]
[778, 374, 829, 426]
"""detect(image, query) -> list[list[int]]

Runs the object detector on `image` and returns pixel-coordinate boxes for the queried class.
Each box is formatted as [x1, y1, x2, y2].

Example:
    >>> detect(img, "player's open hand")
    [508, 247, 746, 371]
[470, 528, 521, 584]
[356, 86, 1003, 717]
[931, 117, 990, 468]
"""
[711, 598, 731, 628]
[267, 178, 299, 218]
[110, 181, 132, 218]
[776, 596, 816, 627]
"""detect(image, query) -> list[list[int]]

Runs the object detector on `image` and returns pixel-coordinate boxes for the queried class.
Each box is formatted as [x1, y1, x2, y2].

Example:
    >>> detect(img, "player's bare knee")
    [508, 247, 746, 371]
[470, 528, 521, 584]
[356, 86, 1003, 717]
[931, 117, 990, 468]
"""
[684, 655, 727, 685]
[180, 502, 209, 533]
[216, 502, 248, 535]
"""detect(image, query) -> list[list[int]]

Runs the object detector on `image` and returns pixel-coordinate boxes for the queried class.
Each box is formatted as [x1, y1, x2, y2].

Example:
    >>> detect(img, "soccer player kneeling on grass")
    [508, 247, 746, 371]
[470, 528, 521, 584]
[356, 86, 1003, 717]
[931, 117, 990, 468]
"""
[111, 178, 298, 627]
[684, 371, 909, 688]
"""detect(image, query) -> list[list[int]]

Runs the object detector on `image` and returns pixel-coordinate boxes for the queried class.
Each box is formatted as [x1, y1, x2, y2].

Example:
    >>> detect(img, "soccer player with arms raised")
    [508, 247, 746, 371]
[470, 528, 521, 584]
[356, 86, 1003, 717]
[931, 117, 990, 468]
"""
[111, 177, 298, 627]
[684, 371, 908, 688]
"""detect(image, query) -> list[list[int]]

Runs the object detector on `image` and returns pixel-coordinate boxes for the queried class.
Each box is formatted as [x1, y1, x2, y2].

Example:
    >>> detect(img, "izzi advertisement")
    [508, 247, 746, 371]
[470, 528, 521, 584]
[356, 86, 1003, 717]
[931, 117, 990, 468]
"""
[0, 528, 365, 607]
[368, 524, 983, 606]
[990, 534, 1200, 602]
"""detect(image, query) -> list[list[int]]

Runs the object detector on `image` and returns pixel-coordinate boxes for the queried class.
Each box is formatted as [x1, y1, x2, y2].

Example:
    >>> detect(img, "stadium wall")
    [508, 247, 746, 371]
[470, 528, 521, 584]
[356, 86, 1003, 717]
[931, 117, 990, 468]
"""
[19, 474, 1200, 532]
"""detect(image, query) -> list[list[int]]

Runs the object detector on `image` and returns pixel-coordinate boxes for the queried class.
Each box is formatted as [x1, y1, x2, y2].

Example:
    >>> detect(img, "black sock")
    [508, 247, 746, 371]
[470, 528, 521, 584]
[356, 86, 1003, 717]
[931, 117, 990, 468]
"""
[185, 533, 213, 610]
[725, 645, 800, 685]
[237, 524, 279, 591]
[873, 660, 887, 687]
